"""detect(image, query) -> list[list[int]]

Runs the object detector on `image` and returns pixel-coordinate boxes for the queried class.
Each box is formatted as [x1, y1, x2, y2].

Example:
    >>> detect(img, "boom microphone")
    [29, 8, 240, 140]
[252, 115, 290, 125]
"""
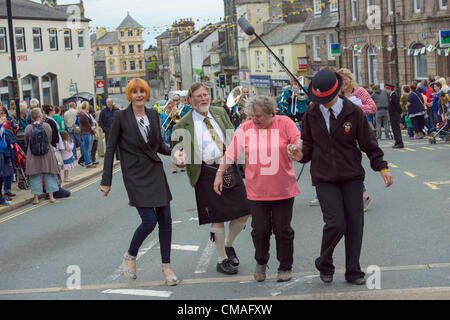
[238, 16, 255, 36]
[237, 16, 309, 97]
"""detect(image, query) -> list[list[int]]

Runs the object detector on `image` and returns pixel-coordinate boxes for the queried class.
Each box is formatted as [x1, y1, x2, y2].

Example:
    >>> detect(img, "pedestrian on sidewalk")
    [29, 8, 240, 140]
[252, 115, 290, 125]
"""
[297, 69, 393, 285]
[172, 82, 250, 276]
[0, 109, 11, 205]
[59, 130, 76, 182]
[100, 78, 179, 286]
[98, 98, 120, 160]
[25, 108, 59, 205]
[78, 102, 96, 168]
[64, 102, 80, 160]
[213, 95, 302, 283]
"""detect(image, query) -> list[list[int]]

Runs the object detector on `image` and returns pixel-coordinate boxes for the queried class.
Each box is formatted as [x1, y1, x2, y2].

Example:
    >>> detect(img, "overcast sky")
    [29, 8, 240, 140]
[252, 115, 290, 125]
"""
[31, 0, 225, 46]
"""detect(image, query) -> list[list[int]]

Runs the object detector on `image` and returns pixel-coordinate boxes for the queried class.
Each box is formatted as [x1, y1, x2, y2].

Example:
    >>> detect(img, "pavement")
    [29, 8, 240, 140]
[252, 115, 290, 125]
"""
[0, 149, 119, 217]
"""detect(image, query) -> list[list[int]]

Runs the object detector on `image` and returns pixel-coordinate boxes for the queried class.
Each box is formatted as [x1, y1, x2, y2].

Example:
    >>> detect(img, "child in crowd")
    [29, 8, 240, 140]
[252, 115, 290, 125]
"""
[404, 115, 414, 138]
[60, 130, 76, 182]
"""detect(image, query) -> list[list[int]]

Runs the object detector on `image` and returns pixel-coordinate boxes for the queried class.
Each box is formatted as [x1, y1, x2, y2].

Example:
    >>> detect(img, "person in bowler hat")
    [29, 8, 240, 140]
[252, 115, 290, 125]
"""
[288, 69, 393, 285]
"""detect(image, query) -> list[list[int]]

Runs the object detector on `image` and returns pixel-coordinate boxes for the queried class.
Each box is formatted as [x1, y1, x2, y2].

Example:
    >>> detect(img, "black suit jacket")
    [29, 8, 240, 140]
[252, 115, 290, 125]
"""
[101, 104, 172, 207]
[388, 91, 402, 115]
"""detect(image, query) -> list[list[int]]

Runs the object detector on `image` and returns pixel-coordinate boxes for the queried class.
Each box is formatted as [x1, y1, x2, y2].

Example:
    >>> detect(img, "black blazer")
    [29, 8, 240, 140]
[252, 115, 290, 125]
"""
[101, 104, 172, 207]
[388, 91, 403, 116]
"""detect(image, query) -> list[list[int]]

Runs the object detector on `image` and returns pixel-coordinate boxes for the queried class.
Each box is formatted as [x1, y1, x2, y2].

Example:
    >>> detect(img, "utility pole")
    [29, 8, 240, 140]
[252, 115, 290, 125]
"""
[6, 0, 20, 126]
[392, 0, 400, 95]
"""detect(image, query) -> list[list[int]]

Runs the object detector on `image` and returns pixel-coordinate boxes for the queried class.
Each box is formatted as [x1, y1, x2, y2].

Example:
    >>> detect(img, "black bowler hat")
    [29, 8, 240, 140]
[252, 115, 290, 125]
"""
[385, 83, 395, 89]
[308, 69, 343, 104]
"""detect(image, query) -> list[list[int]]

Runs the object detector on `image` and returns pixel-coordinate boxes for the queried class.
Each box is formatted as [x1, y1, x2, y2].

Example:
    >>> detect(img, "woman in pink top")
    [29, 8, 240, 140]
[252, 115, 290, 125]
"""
[213, 95, 302, 283]
[338, 68, 377, 115]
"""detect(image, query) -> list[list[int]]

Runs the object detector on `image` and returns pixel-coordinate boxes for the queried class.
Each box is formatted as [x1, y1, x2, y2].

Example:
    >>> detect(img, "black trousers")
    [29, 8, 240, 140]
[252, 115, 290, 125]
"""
[390, 112, 403, 146]
[315, 180, 365, 281]
[249, 197, 295, 271]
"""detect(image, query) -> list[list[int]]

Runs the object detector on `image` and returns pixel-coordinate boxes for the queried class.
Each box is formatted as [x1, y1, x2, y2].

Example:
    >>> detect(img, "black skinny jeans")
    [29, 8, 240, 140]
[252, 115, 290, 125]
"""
[128, 205, 172, 264]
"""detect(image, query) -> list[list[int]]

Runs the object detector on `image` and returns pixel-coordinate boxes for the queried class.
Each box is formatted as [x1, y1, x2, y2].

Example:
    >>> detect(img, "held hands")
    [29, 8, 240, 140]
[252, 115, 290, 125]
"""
[172, 149, 186, 167]
[213, 172, 224, 196]
[100, 185, 111, 197]
[287, 144, 303, 162]
[380, 170, 394, 188]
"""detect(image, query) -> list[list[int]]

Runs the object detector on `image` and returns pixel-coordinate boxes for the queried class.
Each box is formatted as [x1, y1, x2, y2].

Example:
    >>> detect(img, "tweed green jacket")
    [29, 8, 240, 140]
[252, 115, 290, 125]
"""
[172, 106, 235, 187]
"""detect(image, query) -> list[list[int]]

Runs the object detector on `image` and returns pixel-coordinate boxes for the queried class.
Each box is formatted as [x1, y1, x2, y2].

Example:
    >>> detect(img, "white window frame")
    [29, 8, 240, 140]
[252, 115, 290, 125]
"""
[351, 0, 358, 21]
[138, 44, 142, 53]
[129, 44, 134, 54]
[367, 46, 379, 85]
[267, 51, 273, 71]
[123, 61, 127, 71]
[63, 29, 72, 50]
[314, 0, 322, 15]
[387, 0, 393, 14]
[330, 0, 338, 12]
[109, 61, 115, 73]
[77, 30, 85, 49]
[122, 45, 126, 54]
[313, 35, 321, 61]
[278, 49, 285, 71]
[413, 46, 428, 80]
[49, 28, 58, 51]
[15, 27, 26, 52]
[0, 28, 7, 53]
[139, 60, 143, 70]
[128, 30, 133, 37]
[414, 0, 422, 13]
[32, 28, 42, 51]
[439, 0, 448, 10]
[353, 48, 362, 85]
[327, 34, 335, 60]
[256, 50, 261, 71]
[130, 60, 136, 71]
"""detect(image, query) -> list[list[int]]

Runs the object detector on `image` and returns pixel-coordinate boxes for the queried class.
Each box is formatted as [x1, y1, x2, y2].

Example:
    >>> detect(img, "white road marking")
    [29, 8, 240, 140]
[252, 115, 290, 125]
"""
[194, 241, 215, 274]
[424, 183, 440, 190]
[170, 244, 199, 251]
[269, 275, 319, 297]
[388, 163, 398, 168]
[102, 289, 172, 298]
[189, 217, 199, 221]
[172, 220, 183, 224]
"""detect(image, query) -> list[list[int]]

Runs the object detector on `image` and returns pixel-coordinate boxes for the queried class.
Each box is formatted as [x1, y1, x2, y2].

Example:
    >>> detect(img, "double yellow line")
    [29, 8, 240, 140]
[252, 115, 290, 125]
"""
[0, 168, 121, 225]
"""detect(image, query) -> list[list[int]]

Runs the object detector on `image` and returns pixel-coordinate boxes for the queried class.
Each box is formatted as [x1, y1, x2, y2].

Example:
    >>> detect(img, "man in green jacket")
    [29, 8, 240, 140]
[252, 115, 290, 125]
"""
[172, 83, 250, 275]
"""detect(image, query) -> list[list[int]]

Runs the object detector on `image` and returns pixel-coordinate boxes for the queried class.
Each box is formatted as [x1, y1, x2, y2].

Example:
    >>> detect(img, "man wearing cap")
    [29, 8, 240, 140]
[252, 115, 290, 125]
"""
[385, 84, 404, 148]
[290, 69, 393, 285]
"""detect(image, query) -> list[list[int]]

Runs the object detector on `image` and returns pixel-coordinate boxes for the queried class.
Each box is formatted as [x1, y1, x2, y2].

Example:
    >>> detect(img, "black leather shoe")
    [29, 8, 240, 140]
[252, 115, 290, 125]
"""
[225, 247, 239, 266]
[320, 273, 333, 283]
[347, 277, 366, 285]
[392, 144, 404, 149]
[217, 259, 238, 275]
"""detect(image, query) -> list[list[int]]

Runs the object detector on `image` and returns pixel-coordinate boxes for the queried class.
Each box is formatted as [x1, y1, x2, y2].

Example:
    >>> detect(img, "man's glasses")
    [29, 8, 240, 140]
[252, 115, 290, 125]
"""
[192, 94, 209, 99]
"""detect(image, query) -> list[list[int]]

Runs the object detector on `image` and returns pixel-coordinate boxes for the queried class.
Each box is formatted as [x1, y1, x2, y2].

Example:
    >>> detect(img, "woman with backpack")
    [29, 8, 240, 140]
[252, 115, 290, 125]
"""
[25, 108, 59, 205]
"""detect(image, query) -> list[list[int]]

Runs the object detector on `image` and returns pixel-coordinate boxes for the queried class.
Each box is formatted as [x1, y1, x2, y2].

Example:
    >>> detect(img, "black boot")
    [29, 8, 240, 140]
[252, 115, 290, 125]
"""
[216, 259, 238, 275]
[225, 246, 239, 266]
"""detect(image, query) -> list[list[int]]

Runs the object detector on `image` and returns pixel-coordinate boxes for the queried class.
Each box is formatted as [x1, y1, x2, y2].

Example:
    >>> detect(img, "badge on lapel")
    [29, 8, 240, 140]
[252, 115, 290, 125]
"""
[343, 122, 352, 135]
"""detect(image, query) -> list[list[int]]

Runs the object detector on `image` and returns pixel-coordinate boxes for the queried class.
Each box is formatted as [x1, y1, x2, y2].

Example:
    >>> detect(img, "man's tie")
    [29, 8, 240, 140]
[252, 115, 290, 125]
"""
[329, 108, 336, 134]
[203, 117, 227, 154]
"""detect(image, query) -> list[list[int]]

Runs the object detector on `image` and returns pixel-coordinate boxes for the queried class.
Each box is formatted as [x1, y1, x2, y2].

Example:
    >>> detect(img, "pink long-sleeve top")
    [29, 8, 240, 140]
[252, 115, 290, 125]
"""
[349, 86, 377, 115]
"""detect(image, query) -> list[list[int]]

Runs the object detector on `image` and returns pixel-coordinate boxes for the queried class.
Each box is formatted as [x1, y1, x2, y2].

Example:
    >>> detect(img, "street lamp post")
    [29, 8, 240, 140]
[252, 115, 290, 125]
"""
[392, 0, 401, 95]
[5, 0, 21, 127]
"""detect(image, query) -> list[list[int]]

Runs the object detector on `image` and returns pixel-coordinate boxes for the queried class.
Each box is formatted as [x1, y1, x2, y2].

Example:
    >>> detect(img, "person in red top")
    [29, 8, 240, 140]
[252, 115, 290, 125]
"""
[214, 95, 302, 283]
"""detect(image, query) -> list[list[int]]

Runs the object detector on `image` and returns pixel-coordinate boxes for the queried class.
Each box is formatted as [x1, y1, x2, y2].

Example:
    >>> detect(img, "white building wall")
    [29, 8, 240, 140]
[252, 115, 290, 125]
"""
[0, 19, 93, 105]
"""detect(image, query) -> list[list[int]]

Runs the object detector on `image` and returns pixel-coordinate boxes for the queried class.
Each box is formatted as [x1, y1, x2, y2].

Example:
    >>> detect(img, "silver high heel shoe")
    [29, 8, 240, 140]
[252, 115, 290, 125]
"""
[162, 264, 180, 286]
[122, 252, 137, 280]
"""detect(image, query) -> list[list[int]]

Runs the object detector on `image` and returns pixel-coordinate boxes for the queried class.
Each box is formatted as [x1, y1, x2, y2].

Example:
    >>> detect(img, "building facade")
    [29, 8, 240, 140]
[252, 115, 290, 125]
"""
[339, 0, 450, 88]
[0, 0, 93, 106]
[91, 13, 145, 93]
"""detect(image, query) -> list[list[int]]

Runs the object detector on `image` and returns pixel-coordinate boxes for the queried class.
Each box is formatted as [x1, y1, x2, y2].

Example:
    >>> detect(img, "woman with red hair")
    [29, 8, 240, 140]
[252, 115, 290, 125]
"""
[100, 78, 179, 286]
